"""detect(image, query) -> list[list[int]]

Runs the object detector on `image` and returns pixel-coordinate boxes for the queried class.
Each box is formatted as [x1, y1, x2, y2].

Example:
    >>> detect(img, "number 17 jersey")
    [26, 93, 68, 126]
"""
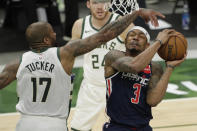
[81, 14, 125, 87]
[16, 48, 71, 119]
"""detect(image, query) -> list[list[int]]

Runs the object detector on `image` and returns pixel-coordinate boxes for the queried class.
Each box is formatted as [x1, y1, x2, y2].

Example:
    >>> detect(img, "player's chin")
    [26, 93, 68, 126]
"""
[95, 15, 106, 20]
[128, 48, 140, 54]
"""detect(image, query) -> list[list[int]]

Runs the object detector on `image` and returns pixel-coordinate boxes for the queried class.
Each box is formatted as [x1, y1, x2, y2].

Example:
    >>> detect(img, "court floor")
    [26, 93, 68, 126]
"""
[0, 97, 197, 131]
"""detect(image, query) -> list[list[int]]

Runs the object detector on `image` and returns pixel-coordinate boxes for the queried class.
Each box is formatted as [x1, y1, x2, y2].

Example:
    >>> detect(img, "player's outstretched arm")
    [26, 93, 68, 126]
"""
[147, 56, 186, 107]
[63, 8, 165, 57]
[0, 60, 20, 89]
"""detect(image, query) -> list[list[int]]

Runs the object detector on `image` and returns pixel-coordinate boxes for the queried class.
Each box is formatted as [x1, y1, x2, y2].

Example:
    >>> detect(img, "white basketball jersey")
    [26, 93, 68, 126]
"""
[16, 47, 71, 119]
[82, 14, 125, 87]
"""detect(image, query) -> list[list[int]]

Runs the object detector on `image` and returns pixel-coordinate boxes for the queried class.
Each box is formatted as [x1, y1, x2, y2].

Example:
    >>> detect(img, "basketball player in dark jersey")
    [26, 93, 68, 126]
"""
[103, 26, 186, 131]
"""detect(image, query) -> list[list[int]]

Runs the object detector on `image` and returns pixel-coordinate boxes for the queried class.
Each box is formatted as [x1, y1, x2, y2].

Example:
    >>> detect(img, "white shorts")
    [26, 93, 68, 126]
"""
[15, 114, 67, 131]
[70, 80, 106, 131]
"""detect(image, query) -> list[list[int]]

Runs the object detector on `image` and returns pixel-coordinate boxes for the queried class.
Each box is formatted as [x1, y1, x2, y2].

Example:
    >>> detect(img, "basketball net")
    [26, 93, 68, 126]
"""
[94, 0, 139, 16]
[109, 0, 139, 16]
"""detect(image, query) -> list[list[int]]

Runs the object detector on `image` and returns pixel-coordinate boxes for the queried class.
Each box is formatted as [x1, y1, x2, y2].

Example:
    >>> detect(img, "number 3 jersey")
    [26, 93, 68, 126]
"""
[81, 14, 125, 87]
[16, 47, 71, 119]
[105, 64, 153, 127]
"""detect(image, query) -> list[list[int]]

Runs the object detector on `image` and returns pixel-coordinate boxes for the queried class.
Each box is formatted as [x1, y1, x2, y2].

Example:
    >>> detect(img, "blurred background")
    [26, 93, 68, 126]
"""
[0, 0, 196, 52]
[0, 0, 197, 112]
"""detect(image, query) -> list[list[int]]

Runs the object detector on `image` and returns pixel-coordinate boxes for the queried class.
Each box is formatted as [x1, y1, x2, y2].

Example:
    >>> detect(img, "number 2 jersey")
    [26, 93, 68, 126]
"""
[81, 13, 125, 87]
[105, 64, 153, 127]
[16, 47, 71, 119]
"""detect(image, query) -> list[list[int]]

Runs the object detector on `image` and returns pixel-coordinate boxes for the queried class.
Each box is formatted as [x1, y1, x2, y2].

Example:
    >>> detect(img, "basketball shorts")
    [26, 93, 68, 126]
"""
[15, 114, 67, 131]
[70, 79, 106, 130]
[103, 122, 152, 131]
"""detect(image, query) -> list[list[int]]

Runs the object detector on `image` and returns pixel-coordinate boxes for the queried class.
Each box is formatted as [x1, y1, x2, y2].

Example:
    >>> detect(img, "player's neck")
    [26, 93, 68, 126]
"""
[30, 44, 51, 53]
[91, 12, 112, 29]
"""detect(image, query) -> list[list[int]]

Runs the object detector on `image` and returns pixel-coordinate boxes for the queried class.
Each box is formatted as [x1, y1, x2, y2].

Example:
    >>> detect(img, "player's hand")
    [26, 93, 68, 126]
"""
[156, 29, 176, 45]
[138, 8, 165, 27]
[166, 54, 187, 69]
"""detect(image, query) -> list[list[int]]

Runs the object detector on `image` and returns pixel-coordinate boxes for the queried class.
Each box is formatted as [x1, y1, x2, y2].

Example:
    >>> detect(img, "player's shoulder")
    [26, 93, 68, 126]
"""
[112, 12, 122, 19]
[105, 50, 125, 64]
[106, 49, 125, 58]
[73, 18, 84, 28]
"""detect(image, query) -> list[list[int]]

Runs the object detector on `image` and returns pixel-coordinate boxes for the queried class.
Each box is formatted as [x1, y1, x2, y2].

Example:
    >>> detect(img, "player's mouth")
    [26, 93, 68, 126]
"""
[97, 11, 104, 16]
[130, 41, 139, 47]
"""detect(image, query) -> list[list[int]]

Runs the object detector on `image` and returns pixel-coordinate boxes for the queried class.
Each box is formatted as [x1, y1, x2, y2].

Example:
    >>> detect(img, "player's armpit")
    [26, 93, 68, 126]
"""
[0, 60, 20, 89]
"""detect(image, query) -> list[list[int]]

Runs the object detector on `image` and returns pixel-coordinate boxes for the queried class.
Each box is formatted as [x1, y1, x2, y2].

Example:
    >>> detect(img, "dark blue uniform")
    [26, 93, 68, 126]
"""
[103, 64, 153, 131]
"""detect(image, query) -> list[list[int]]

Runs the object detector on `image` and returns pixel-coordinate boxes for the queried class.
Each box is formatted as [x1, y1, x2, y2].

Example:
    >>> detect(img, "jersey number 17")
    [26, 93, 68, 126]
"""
[31, 77, 51, 102]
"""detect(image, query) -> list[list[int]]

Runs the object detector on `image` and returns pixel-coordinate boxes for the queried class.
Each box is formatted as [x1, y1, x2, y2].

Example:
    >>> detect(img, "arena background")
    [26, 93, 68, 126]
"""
[0, 0, 197, 131]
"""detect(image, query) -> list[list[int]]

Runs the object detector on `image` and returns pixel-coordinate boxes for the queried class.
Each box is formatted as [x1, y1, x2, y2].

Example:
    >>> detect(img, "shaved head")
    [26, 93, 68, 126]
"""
[25, 22, 51, 47]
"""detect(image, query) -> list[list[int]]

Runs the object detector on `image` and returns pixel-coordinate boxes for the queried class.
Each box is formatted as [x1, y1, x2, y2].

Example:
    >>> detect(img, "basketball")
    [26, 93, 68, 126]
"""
[157, 32, 188, 61]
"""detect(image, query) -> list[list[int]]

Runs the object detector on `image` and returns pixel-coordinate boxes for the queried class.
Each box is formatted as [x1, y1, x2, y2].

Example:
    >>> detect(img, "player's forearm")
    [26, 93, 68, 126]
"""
[98, 10, 140, 43]
[0, 73, 9, 89]
[131, 41, 161, 72]
[71, 10, 140, 57]
[147, 67, 173, 106]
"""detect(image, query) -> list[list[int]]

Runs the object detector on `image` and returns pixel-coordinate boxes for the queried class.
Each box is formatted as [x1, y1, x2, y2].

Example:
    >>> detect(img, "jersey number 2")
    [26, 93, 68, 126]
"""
[92, 55, 105, 69]
[131, 83, 141, 104]
[31, 77, 51, 102]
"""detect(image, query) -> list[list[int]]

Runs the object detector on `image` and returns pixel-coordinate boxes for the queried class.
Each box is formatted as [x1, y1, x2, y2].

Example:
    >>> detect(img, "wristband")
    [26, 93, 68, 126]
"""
[167, 64, 175, 69]
[155, 39, 163, 45]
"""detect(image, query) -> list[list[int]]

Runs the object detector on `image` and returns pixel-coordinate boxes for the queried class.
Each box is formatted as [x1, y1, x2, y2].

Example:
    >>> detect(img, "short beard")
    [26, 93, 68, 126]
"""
[128, 48, 140, 56]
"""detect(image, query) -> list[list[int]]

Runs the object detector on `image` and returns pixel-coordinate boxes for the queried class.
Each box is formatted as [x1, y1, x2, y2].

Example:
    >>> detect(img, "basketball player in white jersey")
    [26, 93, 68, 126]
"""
[70, 0, 135, 130]
[0, 9, 164, 131]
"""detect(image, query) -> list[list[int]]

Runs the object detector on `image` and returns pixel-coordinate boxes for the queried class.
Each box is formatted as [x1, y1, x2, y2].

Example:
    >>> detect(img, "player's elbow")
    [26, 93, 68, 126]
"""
[146, 99, 161, 107]
[0, 84, 5, 90]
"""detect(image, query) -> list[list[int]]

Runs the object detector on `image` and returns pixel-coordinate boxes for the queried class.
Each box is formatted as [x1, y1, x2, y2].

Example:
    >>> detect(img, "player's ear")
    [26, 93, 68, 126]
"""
[87, 0, 90, 8]
[43, 36, 49, 44]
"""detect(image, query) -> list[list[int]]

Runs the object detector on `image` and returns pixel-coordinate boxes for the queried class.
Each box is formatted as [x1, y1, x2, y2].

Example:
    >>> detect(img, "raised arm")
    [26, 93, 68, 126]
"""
[63, 8, 165, 57]
[0, 60, 20, 89]
[147, 56, 186, 107]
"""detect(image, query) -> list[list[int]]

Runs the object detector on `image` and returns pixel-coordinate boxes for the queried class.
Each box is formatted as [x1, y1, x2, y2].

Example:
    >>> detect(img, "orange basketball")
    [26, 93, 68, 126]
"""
[157, 32, 187, 61]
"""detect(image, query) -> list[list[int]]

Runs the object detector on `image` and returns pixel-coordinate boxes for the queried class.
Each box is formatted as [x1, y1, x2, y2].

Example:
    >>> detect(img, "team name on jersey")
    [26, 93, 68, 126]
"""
[121, 72, 149, 86]
[97, 42, 117, 50]
[25, 61, 55, 73]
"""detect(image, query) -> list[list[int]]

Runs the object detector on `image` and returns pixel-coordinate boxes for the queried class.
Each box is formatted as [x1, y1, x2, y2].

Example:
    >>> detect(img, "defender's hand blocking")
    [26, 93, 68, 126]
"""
[138, 8, 165, 27]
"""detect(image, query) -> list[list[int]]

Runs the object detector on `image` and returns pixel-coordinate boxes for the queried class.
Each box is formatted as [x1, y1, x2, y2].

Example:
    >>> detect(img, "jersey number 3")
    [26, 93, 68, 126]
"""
[31, 77, 51, 102]
[131, 83, 142, 104]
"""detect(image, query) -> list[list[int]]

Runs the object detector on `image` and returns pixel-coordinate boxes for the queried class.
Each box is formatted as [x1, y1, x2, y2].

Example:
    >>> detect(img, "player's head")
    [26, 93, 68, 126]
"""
[125, 26, 150, 56]
[25, 22, 56, 49]
[87, 0, 111, 20]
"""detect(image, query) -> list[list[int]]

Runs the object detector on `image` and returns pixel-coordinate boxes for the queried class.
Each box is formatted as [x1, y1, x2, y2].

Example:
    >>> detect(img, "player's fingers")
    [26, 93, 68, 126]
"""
[152, 15, 159, 27]
[154, 11, 165, 19]
[149, 18, 155, 27]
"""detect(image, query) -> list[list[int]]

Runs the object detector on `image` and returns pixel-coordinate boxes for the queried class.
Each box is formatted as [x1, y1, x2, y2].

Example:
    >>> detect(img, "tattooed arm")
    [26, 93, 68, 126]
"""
[146, 62, 164, 107]
[147, 56, 186, 107]
[104, 50, 138, 77]
[0, 60, 20, 89]
[63, 8, 165, 57]
[59, 8, 165, 75]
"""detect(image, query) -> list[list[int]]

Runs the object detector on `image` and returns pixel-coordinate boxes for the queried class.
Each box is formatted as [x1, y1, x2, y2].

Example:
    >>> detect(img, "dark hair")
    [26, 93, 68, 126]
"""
[25, 22, 50, 47]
